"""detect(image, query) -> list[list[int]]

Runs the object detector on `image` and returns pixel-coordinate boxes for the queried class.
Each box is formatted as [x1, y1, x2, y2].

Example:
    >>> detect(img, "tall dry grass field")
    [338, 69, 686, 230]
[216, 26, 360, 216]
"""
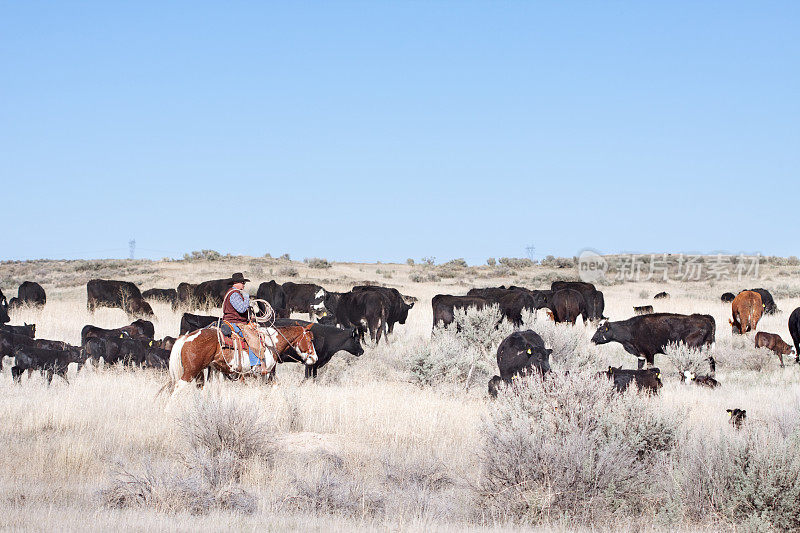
[2, 257, 800, 531]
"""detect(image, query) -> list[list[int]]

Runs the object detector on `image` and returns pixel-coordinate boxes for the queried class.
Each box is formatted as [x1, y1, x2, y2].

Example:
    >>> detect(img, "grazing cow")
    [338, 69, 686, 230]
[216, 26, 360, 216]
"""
[431, 295, 488, 329]
[745, 288, 778, 315]
[174, 282, 198, 310]
[551, 281, 605, 320]
[352, 286, 414, 334]
[789, 308, 800, 364]
[179, 313, 218, 335]
[273, 318, 364, 379]
[1, 323, 35, 338]
[730, 290, 763, 334]
[634, 305, 654, 315]
[282, 282, 328, 320]
[654, 292, 670, 300]
[335, 290, 387, 343]
[8, 281, 46, 309]
[592, 313, 715, 368]
[12, 345, 84, 384]
[468, 286, 550, 325]
[81, 319, 155, 347]
[256, 280, 289, 318]
[86, 279, 154, 318]
[727, 408, 746, 429]
[754, 332, 795, 367]
[548, 289, 587, 324]
[142, 288, 177, 305]
[193, 277, 239, 307]
[82, 336, 145, 367]
[488, 330, 551, 398]
[0, 289, 10, 324]
[721, 292, 736, 303]
[600, 367, 662, 394]
[144, 346, 170, 369]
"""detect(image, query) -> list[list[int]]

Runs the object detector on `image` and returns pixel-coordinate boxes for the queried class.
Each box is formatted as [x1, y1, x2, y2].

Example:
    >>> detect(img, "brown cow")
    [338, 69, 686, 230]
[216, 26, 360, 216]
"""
[729, 290, 763, 334]
[754, 331, 795, 367]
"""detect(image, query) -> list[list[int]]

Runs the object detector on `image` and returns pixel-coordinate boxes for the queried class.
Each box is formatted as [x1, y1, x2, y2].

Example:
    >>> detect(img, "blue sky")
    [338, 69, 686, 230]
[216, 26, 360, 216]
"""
[2, 2, 798, 264]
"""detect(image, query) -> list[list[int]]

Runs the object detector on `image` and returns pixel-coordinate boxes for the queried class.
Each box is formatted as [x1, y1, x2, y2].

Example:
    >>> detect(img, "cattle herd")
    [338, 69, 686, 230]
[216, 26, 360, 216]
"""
[1, 275, 799, 423]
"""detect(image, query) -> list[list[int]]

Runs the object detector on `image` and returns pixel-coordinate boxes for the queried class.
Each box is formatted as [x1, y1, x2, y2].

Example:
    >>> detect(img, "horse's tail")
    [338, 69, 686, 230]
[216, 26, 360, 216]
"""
[155, 334, 187, 400]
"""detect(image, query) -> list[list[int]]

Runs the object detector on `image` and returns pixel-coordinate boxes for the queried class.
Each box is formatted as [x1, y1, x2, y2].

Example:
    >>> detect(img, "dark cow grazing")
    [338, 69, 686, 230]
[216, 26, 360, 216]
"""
[174, 282, 198, 310]
[151, 336, 177, 351]
[144, 346, 170, 369]
[721, 292, 736, 303]
[730, 290, 763, 334]
[600, 367, 662, 394]
[654, 292, 670, 300]
[431, 295, 488, 329]
[548, 289, 587, 324]
[789, 308, 800, 364]
[86, 279, 154, 318]
[352, 286, 414, 334]
[81, 319, 155, 347]
[745, 288, 778, 315]
[592, 313, 715, 369]
[754, 332, 795, 367]
[727, 408, 746, 429]
[488, 330, 551, 398]
[335, 290, 387, 343]
[0, 330, 66, 370]
[180, 313, 218, 335]
[1, 323, 35, 338]
[273, 318, 364, 379]
[634, 305, 654, 315]
[193, 277, 239, 308]
[551, 281, 605, 320]
[0, 289, 10, 324]
[142, 288, 177, 305]
[282, 282, 327, 320]
[467, 286, 550, 325]
[8, 281, 46, 309]
[83, 336, 145, 367]
[12, 345, 84, 384]
[256, 280, 289, 318]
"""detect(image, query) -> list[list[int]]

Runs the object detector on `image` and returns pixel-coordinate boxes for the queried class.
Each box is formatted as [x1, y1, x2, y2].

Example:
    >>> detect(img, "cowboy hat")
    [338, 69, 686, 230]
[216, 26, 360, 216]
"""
[228, 272, 250, 284]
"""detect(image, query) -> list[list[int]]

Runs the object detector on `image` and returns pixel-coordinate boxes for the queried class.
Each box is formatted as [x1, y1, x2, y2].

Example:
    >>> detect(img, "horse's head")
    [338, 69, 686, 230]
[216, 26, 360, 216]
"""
[295, 323, 317, 365]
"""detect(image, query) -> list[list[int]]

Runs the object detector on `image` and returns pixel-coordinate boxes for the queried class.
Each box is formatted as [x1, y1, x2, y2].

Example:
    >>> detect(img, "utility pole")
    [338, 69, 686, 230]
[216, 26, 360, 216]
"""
[129, 239, 136, 259]
[525, 245, 536, 261]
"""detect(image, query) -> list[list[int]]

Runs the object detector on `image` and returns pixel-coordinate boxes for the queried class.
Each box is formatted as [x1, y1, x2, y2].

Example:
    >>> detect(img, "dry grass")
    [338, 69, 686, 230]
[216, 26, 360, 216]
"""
[2, 257, 800, 531]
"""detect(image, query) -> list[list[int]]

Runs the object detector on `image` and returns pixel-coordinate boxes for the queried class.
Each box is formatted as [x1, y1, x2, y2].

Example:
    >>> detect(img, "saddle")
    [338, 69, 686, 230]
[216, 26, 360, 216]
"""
[218, 320, 250, 352]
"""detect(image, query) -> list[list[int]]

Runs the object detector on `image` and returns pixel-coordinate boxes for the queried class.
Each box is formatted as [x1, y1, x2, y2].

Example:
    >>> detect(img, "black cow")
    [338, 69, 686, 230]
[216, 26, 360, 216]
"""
[721, 292, 736, 303]
[142, 288, 177, 305]
[81, 319, 155, 347]
[0, 289, 10, 323]
[592, 313, 715, 369]
[174, 282, 198, 310]
[488, 330, 551, 398]
[8, 281, 46, 309]
[86, 279, 154, 318]
[727, 408, 746, 429]
[273, 318, 364, 379]
[1, 323, 35, 338]
[282, 282, 327, 320]
[12, 345, 84, 384]
[431, 295, 488, 329]
[468, 286, 549, 325]
[193, 277, 237, 307]
[634, 305, 654, 315]
[789, 307, 800, 364]
[352, 286, 414, 335]
[745, 288, 778, 315]
[335, 290, 387, 343]
[551, 281, 605, 320]
[548, 289, 587, 324]
[144, 346, 170, 369]
[180, 313, 218, 335]
[83, 336, 146, 367]
[600, 367, 662, 394]
[256, 280, 289, 318]
[654, 292, 670, 300]
[0, 330, 57, 369]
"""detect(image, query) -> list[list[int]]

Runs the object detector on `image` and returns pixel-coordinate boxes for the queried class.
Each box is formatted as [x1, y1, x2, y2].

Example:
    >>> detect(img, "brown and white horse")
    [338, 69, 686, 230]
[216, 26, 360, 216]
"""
[166, 323, 316, 402]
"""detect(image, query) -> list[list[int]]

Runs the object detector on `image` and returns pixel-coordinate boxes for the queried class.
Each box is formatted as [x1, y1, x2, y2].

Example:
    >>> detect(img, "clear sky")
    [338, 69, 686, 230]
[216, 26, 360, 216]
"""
[2, 2, 798, 264]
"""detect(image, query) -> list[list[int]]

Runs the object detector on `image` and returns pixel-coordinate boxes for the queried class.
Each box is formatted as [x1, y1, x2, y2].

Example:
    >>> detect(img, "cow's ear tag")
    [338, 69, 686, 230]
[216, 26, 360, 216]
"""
[526, 349, 532, 354]
[149, 341, 153, 346]
[727, 410, 732, 416]
[120, 334, 124, 338]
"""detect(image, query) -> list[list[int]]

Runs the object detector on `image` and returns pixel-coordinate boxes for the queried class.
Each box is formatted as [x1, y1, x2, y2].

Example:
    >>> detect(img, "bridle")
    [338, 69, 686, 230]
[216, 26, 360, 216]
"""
[258, 324, 317, 365]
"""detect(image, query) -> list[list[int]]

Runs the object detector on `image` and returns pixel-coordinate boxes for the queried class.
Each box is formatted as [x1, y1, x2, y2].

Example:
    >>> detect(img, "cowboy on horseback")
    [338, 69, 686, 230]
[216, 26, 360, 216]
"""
[221, 272, 265, 373]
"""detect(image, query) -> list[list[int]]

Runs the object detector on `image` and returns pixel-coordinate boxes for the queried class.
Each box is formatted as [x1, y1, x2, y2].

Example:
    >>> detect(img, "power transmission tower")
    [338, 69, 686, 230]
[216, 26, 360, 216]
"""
[525, 245, 536, 261]
[129, 239, 136, 259]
